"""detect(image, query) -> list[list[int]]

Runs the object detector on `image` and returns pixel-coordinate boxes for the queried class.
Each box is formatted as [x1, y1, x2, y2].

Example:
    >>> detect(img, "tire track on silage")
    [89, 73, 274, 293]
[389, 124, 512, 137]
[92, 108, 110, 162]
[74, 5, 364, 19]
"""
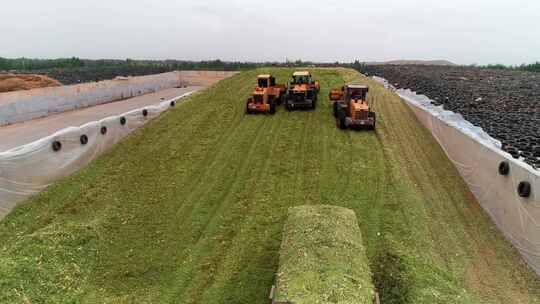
[380, 82, 467, 267]
[86, 75, 257, 297]
[193, 112, 294, 303]
[162, 72, 256, 224]
[202, 72, 336, 302]
[317, 72, 351, 205]
[169, 74, 256, 222]
[170, 114, 287, 303]
[165, 117, 273, 301]
[203, 85, 334, 302]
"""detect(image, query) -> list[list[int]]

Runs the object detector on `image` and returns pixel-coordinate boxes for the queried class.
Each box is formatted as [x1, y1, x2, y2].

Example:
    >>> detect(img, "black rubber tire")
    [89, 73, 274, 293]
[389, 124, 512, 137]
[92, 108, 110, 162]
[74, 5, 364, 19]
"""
[142, 109, 148, 117]
[285, 100, 292, 111]
[120, 116, 127, 125]
[80, 134, 88, 145]
[170, 100, 176, 107]
[312, 99, 317, 110]
[278, 94, 285, 105]
[518, 181, 531, 198]
[269, 100, 276, 115]
[52, 140, 62, 152]
[245, 100, 251, 114]
[337, 109, 347, 129]
[369, 112, 377, 130]
[498, 161, 510, 176]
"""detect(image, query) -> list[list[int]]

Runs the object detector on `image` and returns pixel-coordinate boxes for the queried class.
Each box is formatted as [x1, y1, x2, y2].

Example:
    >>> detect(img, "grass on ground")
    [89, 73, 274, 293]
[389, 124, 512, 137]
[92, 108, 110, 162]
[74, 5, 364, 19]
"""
[0, 68, 539, 304]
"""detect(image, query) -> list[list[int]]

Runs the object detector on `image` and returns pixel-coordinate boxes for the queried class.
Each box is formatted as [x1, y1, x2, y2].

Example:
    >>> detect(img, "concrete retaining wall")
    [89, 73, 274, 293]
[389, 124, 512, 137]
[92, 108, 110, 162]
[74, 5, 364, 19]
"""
[0, 72, 180, 126]
[0, 92, 194, 219]
[0, 71, 236, 126]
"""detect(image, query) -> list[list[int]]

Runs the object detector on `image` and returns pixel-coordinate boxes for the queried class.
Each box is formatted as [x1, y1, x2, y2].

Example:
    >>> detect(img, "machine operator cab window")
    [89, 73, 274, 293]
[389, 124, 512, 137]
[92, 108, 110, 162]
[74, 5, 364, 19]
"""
[347, 85, 368, 103]
[292, 72, 311, 85]
[257, 75, 273, 88]
[258, 78, 268, 88]
[293, 76, 309, 84]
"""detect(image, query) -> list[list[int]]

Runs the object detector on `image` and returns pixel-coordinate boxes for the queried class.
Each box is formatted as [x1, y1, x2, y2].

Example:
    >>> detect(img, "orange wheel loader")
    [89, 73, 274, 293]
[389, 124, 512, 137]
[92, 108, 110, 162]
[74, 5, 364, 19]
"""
[245, 74, 286, 115]
[330, 84, 376, 130]
[284, 71, 320, 111]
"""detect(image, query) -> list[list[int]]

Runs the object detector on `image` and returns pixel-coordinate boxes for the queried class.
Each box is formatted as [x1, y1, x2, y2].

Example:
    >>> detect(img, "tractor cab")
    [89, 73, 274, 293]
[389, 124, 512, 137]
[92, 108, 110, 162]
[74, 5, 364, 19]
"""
[345, 85, 369, 103]
[257, 74, 276, 88]
[246, 74, 286, 115]
[332, 84, 376, 130]
[285, 71, 320, 110]
[291, 71, 312, 85]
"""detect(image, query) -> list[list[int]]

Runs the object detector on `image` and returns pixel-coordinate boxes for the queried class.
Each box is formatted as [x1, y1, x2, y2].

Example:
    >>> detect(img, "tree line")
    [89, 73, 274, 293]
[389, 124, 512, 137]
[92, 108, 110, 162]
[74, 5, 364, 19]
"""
[0, 57, 323, 72]
[0, 57, 258, 72]
[2, 57, 538, 84]
[0, 57, 86, 70]
[473, 62, 540, 73]
[0, 57, 324, 84]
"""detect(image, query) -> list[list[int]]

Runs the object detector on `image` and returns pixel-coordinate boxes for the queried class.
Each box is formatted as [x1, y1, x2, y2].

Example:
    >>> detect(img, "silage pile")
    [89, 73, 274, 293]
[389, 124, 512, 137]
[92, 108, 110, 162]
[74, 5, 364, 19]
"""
[274, 205, 374, 304]
[0, 74, 62, 93]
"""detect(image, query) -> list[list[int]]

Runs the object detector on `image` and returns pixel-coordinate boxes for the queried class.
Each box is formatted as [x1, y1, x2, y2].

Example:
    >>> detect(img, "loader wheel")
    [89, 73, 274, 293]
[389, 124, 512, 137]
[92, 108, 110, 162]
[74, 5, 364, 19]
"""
[279, 94, 285, 105]
[285, 100, 292, 111]
[245, 100, 252, 114]
[337, 110, 347, 130]
[269, 100, 276, 115]
[368, 112, 377, 130]
[333, 102, 338, 117]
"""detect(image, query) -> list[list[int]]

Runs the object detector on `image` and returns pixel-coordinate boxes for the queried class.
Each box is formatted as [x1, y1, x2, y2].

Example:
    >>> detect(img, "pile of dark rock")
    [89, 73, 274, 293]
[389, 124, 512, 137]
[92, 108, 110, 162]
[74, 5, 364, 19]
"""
[363, 65, 540, 169]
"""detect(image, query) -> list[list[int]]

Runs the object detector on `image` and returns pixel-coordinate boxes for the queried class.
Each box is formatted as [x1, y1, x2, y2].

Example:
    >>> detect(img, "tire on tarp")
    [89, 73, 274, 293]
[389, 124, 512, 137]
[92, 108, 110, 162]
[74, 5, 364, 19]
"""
[518, 181, 532, 198]
[273, 205, 375, 304]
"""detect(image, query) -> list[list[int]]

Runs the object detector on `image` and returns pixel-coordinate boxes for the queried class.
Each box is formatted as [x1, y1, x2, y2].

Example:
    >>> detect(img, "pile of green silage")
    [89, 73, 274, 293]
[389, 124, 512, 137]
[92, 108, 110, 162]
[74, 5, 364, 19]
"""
[274, 205, 375, 304]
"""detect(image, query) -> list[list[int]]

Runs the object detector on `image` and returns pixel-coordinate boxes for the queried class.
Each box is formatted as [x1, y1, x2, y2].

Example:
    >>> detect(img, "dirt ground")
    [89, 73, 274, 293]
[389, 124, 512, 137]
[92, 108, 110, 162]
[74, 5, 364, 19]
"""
[0, 74, 61, 93]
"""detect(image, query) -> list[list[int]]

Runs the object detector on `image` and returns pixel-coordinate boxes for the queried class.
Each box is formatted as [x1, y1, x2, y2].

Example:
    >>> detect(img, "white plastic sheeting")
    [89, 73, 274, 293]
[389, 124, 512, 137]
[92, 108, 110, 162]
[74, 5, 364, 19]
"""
[0, 92, 194, 219]
[373, 76, 540, 275]
[0, 72, 182, 126]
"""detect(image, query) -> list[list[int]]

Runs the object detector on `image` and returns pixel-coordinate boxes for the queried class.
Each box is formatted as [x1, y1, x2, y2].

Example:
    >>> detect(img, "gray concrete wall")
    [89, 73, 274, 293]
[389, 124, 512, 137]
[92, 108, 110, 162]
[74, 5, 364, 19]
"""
[0, 70, 237, 126]
[0, 92, 195, 219]
[0, 72, 181, 126]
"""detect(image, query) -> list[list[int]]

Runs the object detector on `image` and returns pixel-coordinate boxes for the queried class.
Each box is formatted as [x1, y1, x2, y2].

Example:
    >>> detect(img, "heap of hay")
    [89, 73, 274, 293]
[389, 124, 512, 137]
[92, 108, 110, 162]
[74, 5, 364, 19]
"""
[0, 74, 62, 93]
[274, 205, 375, 304]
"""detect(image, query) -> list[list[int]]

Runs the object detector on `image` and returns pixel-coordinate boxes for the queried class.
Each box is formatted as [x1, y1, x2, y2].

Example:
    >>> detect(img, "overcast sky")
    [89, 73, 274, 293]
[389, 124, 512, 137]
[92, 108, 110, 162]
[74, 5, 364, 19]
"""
[1, 0, 539, 65]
